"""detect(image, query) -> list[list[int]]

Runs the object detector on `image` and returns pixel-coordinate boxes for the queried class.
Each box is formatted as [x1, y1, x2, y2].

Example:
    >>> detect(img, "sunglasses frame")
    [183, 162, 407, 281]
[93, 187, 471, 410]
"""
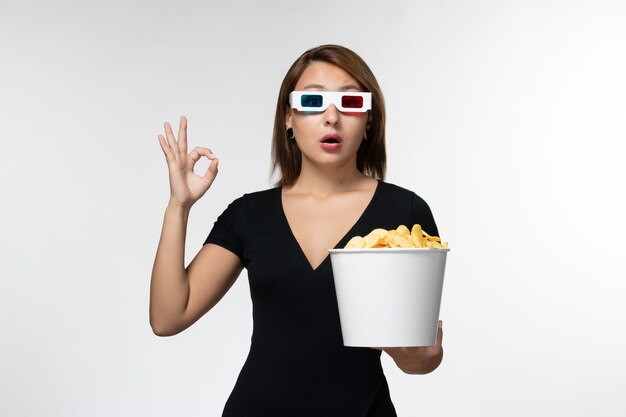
[289, 91, 372, 113]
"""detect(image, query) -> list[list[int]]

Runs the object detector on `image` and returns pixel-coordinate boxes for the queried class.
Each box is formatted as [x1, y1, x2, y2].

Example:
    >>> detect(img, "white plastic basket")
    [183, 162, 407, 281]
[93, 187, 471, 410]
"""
[328, 248, 449, 347]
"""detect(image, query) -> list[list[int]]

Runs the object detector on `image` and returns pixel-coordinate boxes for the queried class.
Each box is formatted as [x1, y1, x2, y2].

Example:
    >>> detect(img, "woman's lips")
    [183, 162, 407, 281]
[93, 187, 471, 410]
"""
[320, 134, 342, 150]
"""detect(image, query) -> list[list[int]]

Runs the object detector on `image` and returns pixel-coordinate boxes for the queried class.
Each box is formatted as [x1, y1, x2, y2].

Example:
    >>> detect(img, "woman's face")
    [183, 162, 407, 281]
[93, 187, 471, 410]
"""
[286, 61, 369, 172]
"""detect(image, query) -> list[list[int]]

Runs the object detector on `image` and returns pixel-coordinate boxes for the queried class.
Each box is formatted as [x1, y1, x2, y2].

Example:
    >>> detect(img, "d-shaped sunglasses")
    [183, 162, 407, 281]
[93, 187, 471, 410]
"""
[289, 91, 372, 113]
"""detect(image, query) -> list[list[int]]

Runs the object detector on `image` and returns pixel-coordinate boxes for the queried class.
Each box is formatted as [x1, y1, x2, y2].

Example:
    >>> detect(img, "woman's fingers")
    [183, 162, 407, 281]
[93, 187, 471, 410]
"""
[178, 115, 188, 156]
[164, 121, 179, 159]
[188, 146, 213, 162]
[370, 321, 443, 353]
[188, 147, 219, 182]
[436, 320, 443, 346]
[160, 117, 189, 164]
[158, 130, 180, 167]
[188, 147, 215, 170]
[158, 117, 219, 190]
[157, 134, 171, 158]
[206, 157, 219, 178]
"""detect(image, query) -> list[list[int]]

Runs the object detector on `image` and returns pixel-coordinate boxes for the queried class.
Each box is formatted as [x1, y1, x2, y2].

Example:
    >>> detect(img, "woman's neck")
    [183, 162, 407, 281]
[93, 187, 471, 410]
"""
[286, 160, 372, 197]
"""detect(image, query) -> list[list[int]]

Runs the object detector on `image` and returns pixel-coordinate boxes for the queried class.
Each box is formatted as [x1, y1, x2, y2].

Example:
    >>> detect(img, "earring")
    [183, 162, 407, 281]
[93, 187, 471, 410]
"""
[286, 127, 295, 140]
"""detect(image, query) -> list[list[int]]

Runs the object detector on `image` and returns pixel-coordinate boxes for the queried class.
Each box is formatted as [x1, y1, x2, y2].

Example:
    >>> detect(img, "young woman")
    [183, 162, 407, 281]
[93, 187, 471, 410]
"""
[151, 44, 444, 416]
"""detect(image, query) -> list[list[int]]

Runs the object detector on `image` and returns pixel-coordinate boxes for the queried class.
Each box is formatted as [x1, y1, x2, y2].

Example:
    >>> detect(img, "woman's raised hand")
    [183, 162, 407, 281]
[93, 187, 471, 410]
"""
[157, 116, 219, 209]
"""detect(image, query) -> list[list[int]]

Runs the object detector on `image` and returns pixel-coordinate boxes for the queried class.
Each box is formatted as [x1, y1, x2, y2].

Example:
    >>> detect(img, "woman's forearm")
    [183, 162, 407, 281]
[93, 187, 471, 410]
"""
[149, 202, 192, 335]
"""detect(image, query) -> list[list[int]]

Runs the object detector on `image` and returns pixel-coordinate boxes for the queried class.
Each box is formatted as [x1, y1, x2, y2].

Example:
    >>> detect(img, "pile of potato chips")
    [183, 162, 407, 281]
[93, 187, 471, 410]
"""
[345, 224, 448, 249]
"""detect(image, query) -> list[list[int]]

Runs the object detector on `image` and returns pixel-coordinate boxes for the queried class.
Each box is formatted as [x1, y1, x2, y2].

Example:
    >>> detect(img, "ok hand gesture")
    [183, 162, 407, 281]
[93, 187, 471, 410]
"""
[157, 116, 219, 209]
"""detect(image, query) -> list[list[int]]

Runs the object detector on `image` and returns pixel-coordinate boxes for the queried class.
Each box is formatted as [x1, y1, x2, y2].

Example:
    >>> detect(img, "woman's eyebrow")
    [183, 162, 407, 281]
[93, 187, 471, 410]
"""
[339, 84, 361, 91]
[302, 83, 362, 91]
[302, 84, 325, 90]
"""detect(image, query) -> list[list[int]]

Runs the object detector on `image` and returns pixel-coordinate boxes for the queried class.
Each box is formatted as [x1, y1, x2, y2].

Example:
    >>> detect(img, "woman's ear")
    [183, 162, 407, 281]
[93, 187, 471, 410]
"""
[285, 109, 293, 129]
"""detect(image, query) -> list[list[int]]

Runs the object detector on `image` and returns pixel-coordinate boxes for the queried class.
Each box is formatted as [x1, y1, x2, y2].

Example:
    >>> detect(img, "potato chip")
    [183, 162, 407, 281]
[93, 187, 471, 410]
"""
[410, 224, 425, 248]
[422, 229, 441, 242]
[345, 235, 365, 249]
[387, 230, 413, 248]
[363, 228, 389, 248]
[344, 224, 448, 249]
[396, 225, 410, 236]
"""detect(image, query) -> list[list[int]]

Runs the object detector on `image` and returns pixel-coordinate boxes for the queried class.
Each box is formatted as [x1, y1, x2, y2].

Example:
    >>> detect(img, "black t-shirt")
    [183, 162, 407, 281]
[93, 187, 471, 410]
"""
[204, 180, 438, 417]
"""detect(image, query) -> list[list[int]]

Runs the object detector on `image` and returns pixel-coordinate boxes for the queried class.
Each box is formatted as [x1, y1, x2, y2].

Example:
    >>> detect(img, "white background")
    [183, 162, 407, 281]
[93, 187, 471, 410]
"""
[1, 0, 625, 416]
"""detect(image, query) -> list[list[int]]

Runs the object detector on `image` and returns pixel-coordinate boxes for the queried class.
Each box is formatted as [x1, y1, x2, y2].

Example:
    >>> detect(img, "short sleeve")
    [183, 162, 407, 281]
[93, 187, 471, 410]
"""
[203, 195, 247, 260]
[411, 193, 439, 238]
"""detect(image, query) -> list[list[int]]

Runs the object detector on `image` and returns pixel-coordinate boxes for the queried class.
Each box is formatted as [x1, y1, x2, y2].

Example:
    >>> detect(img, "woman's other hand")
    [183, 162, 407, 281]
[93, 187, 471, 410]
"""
[157, 116, 219, 209]
[372, 320, 444, 375]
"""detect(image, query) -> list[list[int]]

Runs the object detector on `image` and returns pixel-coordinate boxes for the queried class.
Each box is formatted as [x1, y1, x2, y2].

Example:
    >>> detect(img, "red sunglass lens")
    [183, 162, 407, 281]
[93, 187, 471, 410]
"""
[341, 95, 363, 109]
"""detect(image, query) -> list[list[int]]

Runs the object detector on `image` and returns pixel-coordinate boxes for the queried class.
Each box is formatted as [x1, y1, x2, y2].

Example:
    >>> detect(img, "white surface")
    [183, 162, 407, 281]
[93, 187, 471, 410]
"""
[329, 249, 448, 346]
[1, 1, 625, 416]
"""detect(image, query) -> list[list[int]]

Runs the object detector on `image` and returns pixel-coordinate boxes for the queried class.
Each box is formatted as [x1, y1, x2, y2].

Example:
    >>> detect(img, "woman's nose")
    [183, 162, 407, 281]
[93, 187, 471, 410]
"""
[323, 104, 340, 125]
